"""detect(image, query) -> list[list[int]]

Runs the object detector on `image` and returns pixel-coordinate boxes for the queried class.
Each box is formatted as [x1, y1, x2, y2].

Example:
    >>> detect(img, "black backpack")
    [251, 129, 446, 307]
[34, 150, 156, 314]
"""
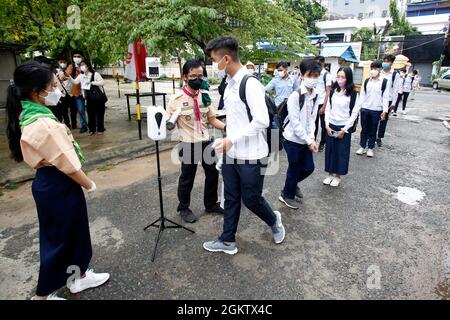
[239, 74, 283, 154]
[364, 77, 388, 97]
[329, 89, 359, 133]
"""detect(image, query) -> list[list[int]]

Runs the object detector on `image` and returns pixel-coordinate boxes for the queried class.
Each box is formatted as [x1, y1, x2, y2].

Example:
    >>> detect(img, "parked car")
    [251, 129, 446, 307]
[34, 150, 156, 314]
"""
[432, 74, 450, 90]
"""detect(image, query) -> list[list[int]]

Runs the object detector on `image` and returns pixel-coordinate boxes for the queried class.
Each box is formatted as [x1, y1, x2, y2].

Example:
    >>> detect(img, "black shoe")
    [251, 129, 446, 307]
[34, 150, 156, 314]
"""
[180, 208, 197, 223]
[318, 143, 325, 152]
[80, 127, 88, 134]
[376, 139, 382, 147]
[295, 186, 304, 199]
[205, 203, 225, 215]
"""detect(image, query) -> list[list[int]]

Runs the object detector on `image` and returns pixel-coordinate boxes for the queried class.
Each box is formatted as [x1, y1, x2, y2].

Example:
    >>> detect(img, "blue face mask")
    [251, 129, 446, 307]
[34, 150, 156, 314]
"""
[382, 62, 391, 69]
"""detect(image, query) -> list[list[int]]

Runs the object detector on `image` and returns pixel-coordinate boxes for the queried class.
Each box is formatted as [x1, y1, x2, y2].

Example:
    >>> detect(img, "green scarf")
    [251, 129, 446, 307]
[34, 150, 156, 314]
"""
[19, 101, 85, 163]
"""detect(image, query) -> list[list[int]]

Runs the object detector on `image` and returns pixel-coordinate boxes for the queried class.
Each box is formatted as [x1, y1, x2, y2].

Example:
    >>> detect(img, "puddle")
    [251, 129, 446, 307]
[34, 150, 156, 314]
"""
[395, 186, 425, 205]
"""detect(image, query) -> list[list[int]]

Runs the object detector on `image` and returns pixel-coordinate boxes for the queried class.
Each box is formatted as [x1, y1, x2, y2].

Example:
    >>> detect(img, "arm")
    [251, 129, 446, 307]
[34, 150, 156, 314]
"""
[207, 106, 225, 130]
[70, 74, 82, 85]
[227, 78, 269, 145]
[382, 83, 390, 113]
[68, 170, 94, 189]
[324, 94, 331, 128]
[287, 92, 313, 146]
[343, 94, 361, 133]
[265, 79, 275, 93]
[91, 72, 105, 86]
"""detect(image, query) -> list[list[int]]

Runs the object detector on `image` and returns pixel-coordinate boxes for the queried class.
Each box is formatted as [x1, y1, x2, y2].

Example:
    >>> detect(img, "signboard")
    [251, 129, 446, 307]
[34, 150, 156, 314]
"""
[146, 57, 161, 79]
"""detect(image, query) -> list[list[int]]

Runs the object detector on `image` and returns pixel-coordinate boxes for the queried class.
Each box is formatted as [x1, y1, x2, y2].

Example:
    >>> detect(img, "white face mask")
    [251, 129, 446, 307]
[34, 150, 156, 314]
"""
[277, 70, 285, 78]
[73, 57, 82, 64]
[247, 68, 255, 74]
[80, 65, 87, 73]
[216, 56, 228, 77]
[40, 88, 63, 106]
[59, 63, 67, 69]
[303, 77, 318, 89]
[370, 69, 380, 78]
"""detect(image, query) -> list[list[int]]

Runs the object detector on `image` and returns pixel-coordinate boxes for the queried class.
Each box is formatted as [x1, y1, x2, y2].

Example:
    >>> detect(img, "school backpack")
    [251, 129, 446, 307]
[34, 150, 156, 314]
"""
[364, 77, 388, 97]
[329, 89, 359, 133]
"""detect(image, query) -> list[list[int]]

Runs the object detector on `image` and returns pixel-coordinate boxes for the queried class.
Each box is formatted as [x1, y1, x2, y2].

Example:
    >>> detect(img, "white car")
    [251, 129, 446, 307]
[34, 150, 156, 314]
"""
[432, 74, 450, 90]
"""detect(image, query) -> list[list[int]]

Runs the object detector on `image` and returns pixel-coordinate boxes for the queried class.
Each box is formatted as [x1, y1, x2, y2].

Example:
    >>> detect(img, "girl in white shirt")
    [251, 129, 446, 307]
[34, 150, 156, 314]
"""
[324, 67, 360, 187]
[70, 61, 106, 135]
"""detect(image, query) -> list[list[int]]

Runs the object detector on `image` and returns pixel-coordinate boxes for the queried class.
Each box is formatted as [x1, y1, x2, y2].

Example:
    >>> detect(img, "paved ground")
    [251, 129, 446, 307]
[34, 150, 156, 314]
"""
[0, 88, 449, 300]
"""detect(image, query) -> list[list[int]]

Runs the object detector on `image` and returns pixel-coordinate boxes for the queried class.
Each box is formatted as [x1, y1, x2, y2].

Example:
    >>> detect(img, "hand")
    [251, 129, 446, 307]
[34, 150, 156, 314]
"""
[86, 180, 97, 193]
[213, 137, 232, 155]
[319, 106, 326, 115]
[326, 127, 333, 137]
[336, 129, 346, 140]
[308, 141, 318, 153]
[380, 112, 387, 120]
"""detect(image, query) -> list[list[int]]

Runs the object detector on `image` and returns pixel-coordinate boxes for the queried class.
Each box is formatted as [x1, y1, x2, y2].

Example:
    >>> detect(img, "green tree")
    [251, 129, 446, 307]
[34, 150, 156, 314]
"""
[279, 0, 326, 35]
[388, 0, 420, 36]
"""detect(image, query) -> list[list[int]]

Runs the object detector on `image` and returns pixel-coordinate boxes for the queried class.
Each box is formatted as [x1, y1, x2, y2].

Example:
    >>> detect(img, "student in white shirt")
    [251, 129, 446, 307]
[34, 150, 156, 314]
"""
[355, 60, 390, 158]
[278, 59, 321, 210]
[324, 67, 360, 187]
[393, 69, 406, 116]
[202, 36, 285, 255]
[399, 70, 415, 114]
[377, 54, 401, 147]
[70, 61, 106, 136]
[314, 56, 332, 152]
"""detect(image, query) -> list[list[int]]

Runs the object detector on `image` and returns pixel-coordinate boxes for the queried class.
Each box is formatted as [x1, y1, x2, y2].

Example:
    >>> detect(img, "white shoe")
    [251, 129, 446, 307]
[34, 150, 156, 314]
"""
[31, 293, 66, 300]
[356, 147, 366, 155]
[366, 149, 374, 158]
[330, 177, 341, 187]
[323, 175, 333, 185]
[67, 269, 110, 294]
[401, 110, 407, 115]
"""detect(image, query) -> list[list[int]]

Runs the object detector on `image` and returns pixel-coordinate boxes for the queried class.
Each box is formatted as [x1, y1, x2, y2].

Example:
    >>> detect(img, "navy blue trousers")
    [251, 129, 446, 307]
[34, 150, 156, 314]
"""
[219, 157, 276, 243]
[282, 139, 315, 199]
[32, 167, 92, 296]
[360, 108, 382, 149]
[325, 124, 352, 175]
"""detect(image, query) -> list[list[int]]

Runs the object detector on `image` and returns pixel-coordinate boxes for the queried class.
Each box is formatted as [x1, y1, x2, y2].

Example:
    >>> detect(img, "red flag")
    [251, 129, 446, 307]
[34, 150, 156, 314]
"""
[125, 36, 148, 81]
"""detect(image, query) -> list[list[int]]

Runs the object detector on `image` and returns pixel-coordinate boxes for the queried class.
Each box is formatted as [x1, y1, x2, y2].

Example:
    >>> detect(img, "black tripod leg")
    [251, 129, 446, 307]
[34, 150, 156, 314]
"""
[151, 222, 164, 262]
[143, 218, 161, 231]
[164, 217, 195, 233]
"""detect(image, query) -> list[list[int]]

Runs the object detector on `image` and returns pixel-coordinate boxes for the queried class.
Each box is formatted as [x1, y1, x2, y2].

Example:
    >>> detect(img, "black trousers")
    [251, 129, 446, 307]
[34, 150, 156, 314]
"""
[86, 100, 106, 133]
[394, 94, 403, 113]
[49, 104, 63, 122]
[177, 141, 219, 211]
[377, 100, 392, 139]
[62, 96, 78, 129]
[314, 104, 327, 145]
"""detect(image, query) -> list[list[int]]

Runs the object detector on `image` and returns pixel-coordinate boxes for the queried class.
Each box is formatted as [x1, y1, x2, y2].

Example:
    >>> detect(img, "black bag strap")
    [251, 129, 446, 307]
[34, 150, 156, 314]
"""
[71, 63, 77, 78]
[391, 71, 397, 88]
[239, 74, 256, 122]
[364, 78, 369, 94]
[349, 91, 358, 115]
[365, 78, 387, 96]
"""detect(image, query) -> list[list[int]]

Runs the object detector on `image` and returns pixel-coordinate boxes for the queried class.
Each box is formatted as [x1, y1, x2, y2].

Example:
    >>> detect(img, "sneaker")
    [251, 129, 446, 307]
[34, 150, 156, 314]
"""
[203, 239, 238, 255]
[376, 139, 382, 147]
[31, 293, 66, 300]
[393, 112, 398, 117]
[367, 149, 374, 158]
[180, 208, 197, 223]
[330, 177, 341, 187]
[205, 203, 225, 215]
[401, 110, 407, 115]
[318, 143, 325, 152]
[79, 127, 88, 134]
[356, 147, 366, 155]
[271, 211, 285, 244]
[67, 269, 110, 294]
[442, 120, 450, 131]
[323, 175, 333, 185]
[278, 193, 299, 209]
[295, 186, 304, 199]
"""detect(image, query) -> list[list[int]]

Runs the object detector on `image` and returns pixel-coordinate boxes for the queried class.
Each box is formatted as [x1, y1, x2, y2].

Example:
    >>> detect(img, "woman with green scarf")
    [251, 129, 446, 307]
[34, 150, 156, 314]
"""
[6, 61, 110, 300]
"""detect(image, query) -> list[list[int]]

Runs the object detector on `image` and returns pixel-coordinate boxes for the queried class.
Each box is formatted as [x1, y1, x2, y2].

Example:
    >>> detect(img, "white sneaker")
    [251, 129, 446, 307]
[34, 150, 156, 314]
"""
[443, 120, 450, 131]
[67, 269, 110, 294]
[401, 110, 407, 115]
[31, 293, 66, 300]
[367, 149, 374, 157]
[356, 147, 366, 155]
[323, 175, 333, 185]
[330, 177, 341, 187]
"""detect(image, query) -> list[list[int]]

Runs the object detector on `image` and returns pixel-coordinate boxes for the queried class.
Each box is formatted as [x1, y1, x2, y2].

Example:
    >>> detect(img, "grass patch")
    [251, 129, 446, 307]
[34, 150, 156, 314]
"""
[4, 182, 18, 190]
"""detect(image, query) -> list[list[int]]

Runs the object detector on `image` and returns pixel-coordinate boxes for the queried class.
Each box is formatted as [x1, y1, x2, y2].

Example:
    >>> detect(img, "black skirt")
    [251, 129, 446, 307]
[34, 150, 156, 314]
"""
[32, 166, 92, 296]
[325, 123, 352, 175]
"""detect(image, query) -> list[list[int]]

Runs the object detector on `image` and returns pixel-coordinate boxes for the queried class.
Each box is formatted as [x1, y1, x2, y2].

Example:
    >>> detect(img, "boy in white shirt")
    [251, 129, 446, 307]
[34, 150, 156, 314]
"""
[356, 60, 390, 158]
[278, 59, 321, 209]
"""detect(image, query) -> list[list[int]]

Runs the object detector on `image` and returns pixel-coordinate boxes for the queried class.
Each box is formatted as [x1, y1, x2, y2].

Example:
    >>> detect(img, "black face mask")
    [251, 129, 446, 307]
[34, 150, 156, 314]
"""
[188, 78, 203, 91]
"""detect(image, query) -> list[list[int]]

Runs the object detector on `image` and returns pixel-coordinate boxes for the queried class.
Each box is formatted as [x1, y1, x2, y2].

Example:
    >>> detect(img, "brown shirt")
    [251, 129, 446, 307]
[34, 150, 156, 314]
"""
[21, 118, 82, 175]
[65, 64, 82, 97]
[167, 90, 216, 143]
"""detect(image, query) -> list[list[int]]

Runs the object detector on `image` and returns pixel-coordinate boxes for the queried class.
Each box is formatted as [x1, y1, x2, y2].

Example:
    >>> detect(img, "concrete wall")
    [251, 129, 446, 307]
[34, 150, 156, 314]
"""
[328, 0, 391, 18]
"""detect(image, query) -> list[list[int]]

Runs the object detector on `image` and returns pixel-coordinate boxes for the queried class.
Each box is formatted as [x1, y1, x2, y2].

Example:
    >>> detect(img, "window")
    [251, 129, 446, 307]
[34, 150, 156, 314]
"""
[368, 11, 374, 18]
[382, 10, 388, 17]
[358, 12, 363, 19]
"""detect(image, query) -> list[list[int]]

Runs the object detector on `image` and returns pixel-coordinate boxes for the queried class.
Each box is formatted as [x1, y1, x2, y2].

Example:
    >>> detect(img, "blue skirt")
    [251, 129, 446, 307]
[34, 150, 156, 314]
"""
[32, 166, 92, 296]
[325, 124, 352, 175]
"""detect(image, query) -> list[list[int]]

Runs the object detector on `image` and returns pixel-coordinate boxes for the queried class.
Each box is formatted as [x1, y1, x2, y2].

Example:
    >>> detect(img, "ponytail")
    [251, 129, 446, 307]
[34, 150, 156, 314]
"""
[5, 61, 53, 162]
[6, 84, 23, 162]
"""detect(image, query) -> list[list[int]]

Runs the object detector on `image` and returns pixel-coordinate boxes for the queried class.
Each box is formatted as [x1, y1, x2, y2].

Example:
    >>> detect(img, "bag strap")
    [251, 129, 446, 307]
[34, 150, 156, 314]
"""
[349, 91, 358, 115]
[329, 88, 335, 109]
[239, 73, 256, 122]
[391, 71, 397, 88]
[364, 78, 369, 94]
[381, 78, 387, 96]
